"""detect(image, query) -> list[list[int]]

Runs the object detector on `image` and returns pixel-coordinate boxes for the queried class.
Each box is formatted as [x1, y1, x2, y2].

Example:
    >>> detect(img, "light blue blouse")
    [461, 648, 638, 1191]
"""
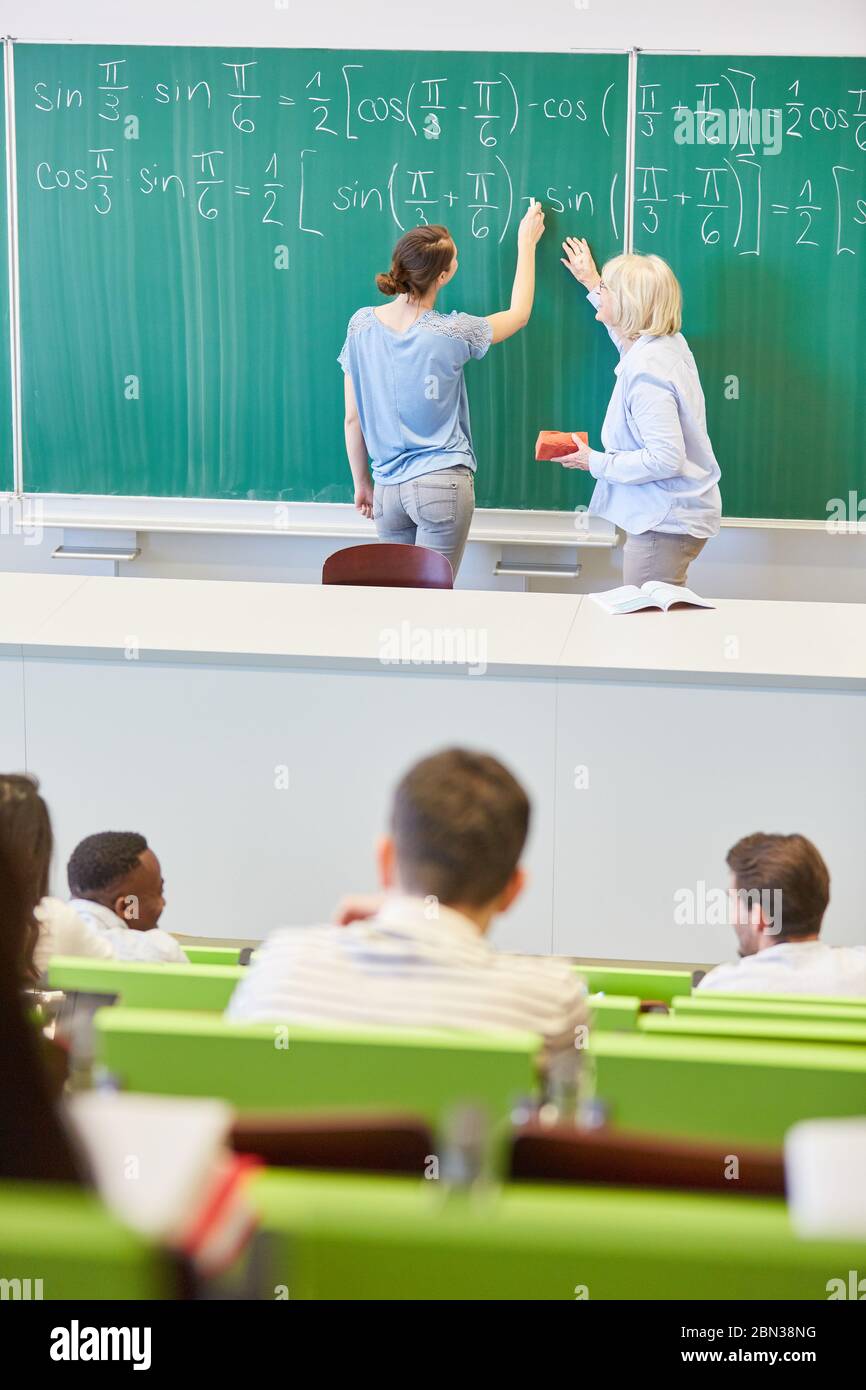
[585, 288, 722, 539]
[338, 307, 493, 486]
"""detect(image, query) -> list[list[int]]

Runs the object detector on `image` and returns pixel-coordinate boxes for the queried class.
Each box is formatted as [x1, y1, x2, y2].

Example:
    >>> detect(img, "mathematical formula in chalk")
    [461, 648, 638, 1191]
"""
[635, 66, 866, 257]
[33, 150, 607, 243]
[27, 55, 622, 242]
[31, 57, 616, 140]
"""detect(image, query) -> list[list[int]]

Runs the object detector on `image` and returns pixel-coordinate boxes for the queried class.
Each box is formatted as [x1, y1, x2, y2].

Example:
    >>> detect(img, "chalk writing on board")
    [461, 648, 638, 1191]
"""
[635, 65, 866, 256]
[28, 54, 622, 242]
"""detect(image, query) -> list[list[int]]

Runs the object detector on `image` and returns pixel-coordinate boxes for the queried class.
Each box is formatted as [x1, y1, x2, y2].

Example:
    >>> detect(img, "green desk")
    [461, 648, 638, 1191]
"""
[183, 945, 245, 966]
[591, 1031, 866, 1145]
[575, 965, 692, 1005]
[47, 956, 243, 1012]
[95, 1007, 540, 1132]
[588, 994, 641, 1031]
[0, 1183, 171, 1299]
[250, 1169, 866, 1300]
[677, 992, 866, 1023]
[641, 1013, 866, 1047]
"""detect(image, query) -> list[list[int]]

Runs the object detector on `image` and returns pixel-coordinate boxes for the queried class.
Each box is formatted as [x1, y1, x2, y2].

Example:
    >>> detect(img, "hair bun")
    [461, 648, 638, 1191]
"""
[376, 268, 408, 296]
[376, 228, 453, 299]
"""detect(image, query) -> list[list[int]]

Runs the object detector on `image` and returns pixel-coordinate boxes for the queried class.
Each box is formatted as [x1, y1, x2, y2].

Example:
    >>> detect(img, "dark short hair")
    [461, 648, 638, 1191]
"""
[390, 749, 529, 908]
[726, 832, 830, 940]
[68, 831, 149, 898]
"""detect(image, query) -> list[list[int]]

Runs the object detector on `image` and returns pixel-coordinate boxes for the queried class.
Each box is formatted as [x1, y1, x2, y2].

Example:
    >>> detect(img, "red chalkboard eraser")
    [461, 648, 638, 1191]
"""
[535, 430, 589, 461]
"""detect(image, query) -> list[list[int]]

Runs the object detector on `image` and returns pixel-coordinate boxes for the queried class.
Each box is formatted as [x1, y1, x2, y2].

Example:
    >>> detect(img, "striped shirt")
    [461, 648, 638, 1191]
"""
[225, 896, 587, 1060]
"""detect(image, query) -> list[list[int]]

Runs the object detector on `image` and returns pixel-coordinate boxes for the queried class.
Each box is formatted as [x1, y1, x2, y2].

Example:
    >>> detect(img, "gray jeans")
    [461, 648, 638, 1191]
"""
[622, 529, 708, 587]
[373, 465, 475, 577]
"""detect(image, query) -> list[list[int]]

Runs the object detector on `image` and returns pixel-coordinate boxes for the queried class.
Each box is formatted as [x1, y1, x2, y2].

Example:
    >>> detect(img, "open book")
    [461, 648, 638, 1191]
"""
[590, 582, 714, 615]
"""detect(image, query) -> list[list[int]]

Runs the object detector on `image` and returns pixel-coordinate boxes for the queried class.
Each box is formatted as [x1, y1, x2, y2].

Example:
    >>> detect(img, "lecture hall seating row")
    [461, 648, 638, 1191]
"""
[46, 955, 643, 1030]
[42, 955, 866, 1148]
[4, 1173, 864, 1301]
[23, 952, 866, 1300]
[87, 1005, 866, 1147]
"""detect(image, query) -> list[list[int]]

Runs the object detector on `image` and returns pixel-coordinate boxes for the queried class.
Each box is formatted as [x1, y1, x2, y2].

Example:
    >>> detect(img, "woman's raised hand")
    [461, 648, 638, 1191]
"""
[488, 200, 544, 343]
[561, 236, 600, 289]
[518, 199, 546, 249]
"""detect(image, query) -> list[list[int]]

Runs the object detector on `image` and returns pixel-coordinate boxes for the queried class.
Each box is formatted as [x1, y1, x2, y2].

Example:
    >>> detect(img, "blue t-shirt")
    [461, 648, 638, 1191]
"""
[338, 306, 493, 485]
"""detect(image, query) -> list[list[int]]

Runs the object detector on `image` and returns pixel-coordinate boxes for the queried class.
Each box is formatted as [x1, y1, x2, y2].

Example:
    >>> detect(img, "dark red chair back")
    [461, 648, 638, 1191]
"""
[509, 1122, 784, 1196]
[322, 542, 453, 589]
[230, 1112, 434, 1176]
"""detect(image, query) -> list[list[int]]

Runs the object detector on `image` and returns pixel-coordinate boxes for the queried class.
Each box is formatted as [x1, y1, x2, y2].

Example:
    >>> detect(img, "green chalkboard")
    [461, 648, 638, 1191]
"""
[0, 50, 13, 493]
[634, 54, 866, 521]
[15, 44, 627, 509]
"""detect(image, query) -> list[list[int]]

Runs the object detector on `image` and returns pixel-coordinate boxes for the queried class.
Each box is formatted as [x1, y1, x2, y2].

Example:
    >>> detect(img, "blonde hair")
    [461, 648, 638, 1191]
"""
[601, 253, 682, 338]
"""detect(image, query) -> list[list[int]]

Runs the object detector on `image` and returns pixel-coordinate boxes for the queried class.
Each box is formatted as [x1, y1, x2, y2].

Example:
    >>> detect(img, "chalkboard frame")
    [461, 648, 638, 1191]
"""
[6, 41, 865, 537]
[10, 38, 635, 543]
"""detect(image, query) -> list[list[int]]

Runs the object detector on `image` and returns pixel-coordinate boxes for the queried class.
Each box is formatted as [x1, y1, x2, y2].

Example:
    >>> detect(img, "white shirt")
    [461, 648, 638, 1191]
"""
[68, 898, 189, 965]
[698, 941, 866, 997]
[226, 895, 587, 1060]
[32, 896, 114, 976]
[585, 288, 722, 539]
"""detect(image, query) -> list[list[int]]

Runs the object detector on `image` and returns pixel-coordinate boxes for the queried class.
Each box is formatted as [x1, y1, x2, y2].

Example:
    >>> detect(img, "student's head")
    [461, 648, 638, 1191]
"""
[67, 831, 165, 931]
[0, 774, 53, 977]
[596, 252, 682, 339]
[376, 225, 457, 301]
[725, 832, 830, 955]
[377, 748, 529, 931]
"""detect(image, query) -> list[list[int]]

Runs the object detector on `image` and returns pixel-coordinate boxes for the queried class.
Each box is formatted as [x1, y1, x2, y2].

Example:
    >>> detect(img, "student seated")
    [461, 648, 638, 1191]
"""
[67, 831, 188, 964]
[698, 832, 866, 996]
[0, 818, 254, 1270]
[0, 816, 85, 1182]
[0, 773, 112, 978]
[226, 749, 586, 1062]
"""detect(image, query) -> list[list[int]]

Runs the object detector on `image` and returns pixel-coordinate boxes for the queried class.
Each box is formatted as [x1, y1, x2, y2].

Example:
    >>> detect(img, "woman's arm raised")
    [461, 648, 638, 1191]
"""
[562, 235, 626, 353]
[485, 201, 545, 344]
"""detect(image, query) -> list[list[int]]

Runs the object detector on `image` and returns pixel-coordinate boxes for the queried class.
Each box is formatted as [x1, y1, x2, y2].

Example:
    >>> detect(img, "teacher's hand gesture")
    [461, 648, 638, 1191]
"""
[561, 236, 600, 290]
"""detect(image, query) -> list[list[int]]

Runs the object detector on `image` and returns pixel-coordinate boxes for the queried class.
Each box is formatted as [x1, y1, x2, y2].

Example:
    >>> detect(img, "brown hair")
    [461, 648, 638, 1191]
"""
[0, 773, 53, 979]
[390, 748, 529, 908]
[0, 817, 84, 1182]
[376, 225, 454, 299]
[726, 832, 830, 940]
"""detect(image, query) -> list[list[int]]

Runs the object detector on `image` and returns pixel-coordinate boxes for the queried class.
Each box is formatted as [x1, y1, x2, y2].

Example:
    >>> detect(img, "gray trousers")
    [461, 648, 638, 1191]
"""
[622, 529, 708, 587]
[373, 465, 475, 577]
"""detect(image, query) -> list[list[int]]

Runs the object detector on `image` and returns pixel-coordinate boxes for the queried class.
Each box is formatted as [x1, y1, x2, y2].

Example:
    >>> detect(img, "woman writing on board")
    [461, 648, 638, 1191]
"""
[558, 240, 721, 587]
[339, 202, 546, 576]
